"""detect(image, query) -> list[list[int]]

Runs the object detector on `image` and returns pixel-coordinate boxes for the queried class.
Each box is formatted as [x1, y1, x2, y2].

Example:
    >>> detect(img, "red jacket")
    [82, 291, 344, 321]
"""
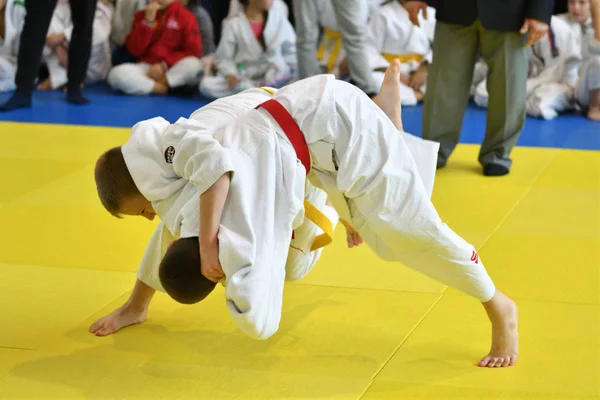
[125, 1, 202, 68]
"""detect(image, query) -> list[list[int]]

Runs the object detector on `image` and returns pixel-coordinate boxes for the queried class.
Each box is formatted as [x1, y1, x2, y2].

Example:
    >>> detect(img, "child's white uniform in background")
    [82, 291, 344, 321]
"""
[559, 13, 600, 108]
[315, 0, 369, 75]
[474, 16, 581, 119]
[365, 0, 435, 105]
[43, 0, 114, 89]
[0, 0, 26, 92]
[200, 6, 296, 99]
[227, 0, 289, 20]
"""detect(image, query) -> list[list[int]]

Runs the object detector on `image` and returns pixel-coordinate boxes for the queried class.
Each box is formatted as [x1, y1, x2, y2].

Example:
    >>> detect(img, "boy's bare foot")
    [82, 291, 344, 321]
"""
[340, 218, 363, 248]
[37, 78, 52, 91]
[89, 304, 148, 336]
[588, 107, 600, 121]
[373, 59, 403, 131]
[479, 290, 519, 367]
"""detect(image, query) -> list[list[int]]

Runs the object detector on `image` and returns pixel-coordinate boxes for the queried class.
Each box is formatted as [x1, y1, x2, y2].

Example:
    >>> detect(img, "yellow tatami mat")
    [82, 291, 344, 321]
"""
[0, 121, 599, 399]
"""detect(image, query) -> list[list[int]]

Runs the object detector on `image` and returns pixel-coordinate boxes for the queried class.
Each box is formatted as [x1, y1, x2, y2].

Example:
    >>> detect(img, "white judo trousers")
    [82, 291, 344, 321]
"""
[108, 57, 203, 95]
[263, 75, 496, 302]
[44, 0, 114, 89]
[0, 0, 26, 92]
[474, 16, 581, 119]
[366, 1, 436, 105]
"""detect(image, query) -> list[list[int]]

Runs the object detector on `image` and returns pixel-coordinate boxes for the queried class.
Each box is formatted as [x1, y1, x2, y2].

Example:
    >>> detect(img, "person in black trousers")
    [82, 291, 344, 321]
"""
[405, 0, 554, 177]
[0, 0, 98, 111]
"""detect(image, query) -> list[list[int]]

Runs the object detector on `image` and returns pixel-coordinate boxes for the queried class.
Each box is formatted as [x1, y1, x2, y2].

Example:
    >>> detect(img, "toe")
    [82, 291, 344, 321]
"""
[494, 358, 505, 367]
[478, 356, 491, 367]
[509, 355, 518, 366]
[487, 357, 499, 368]
[502, 357, 511, 367]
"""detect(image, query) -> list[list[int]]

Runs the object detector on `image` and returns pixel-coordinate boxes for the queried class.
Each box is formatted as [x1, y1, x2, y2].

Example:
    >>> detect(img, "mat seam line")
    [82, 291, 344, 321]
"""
[360, 293, 445, 397]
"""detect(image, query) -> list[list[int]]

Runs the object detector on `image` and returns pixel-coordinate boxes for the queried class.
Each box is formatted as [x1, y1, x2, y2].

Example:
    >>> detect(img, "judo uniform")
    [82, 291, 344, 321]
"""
[200, 7, 296, 99]
[0, 0, 26, 92]
[42, 0, 113, 89]
[124, 87, 336, 339]
[559, 13, 600, 108]
[474, 16, 581, 120]
[365, 0, 435, 105]
[137, 181, 337, 294]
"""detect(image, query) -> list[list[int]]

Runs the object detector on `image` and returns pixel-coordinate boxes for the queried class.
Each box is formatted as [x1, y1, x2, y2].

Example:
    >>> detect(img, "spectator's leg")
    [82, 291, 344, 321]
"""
[422, 21, 479, 167]
[107, 63, 156, 95]
[0, 0, 57, 111]
[331, 0, 377, 94]
[479, 22, 528, 174]
[292, 0, 321, 79]
[66, 0, 98, 104]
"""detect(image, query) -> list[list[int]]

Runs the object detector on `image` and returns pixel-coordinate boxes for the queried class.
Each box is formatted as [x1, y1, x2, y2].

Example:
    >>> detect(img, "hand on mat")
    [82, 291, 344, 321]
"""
[340, 219, 363, 248]
[89, 304, 148, 337]
[226, 74, 241, 89]
[520, 18, 549, 46]
[46, 33, 65, 48]
[145, 1, 161, 22]
[404, 1, 428, 27]
[200, 242, 225, 283]
[409, 67, 427, 91]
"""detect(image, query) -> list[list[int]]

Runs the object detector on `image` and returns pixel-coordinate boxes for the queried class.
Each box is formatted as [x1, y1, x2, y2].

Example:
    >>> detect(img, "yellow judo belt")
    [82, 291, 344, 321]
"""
[260, 87, 334, 251]
[317, 28, 343, 72]
[381, 53, 424, 64]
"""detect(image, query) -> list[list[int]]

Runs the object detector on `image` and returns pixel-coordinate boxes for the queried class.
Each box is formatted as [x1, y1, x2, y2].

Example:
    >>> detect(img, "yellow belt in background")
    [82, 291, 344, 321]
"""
[382, 53, 424, 64]
[317, 28, 343, 72]
[259, 86, 335, 251]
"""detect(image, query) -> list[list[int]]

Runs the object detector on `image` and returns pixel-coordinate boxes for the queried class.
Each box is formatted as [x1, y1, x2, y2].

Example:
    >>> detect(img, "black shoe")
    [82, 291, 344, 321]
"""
[0, 90, 32, 111]
[483, 163, 509, 176]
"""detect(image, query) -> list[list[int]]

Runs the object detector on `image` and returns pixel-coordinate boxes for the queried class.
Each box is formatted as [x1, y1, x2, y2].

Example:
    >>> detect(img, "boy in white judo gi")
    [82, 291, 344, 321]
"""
[474, 16, 582, 120]
[363, 0, 435, 105]
[37, 0, 113, 91]
[0, 0, 26, 92]
[199, 0, 296, 99]
[95, 61, 518, 368]
[560, 0, 600, 120]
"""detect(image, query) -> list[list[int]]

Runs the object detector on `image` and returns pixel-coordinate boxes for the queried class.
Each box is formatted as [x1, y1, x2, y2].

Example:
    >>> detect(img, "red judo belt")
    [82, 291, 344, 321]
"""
[255, 99, 311, 175]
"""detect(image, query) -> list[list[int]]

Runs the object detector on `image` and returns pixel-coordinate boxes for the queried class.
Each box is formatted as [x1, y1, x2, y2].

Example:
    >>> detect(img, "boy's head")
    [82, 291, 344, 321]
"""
[95, 147, 156, 220]
[159, 237, 218, 304]
[0, 0, 6, 10]
[240, 0, 273, 12]
[568, 0, 591, 25]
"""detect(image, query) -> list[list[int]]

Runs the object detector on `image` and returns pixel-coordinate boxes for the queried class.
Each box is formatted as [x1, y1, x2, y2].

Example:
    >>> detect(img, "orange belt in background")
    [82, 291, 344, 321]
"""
[255, 97, 333, 251]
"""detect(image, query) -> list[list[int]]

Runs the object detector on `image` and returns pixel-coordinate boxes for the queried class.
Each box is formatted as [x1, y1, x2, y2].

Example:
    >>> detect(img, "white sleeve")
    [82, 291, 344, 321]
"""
[164, 119, 237, 196]
[136, 222, 173, 292]
[214, 20, 239, 77]
[280, 19, 297, 74]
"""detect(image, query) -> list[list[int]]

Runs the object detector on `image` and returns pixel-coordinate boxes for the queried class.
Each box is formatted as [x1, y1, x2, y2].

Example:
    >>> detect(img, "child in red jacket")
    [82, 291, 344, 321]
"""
[107, 0, 203, 95]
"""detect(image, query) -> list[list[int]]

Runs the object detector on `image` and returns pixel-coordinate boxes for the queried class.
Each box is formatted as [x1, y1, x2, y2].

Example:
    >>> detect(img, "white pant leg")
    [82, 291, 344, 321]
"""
[46, 53, 68, 89]
[471, 60, 488, 94]
[200, 75, 255, 99]
[372, 71, 419, 106]
[526, 82, 574, 120]
[0, 57, 16, 92]
[166, 56, 203, 88]
[136, 222, 175, 293]
[107, 62, 154, 95]
[575, 55, 600, 107]
[473, 79, 489, 108]
[323, 80, 496, 302]
[86, 44, 112, 83]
